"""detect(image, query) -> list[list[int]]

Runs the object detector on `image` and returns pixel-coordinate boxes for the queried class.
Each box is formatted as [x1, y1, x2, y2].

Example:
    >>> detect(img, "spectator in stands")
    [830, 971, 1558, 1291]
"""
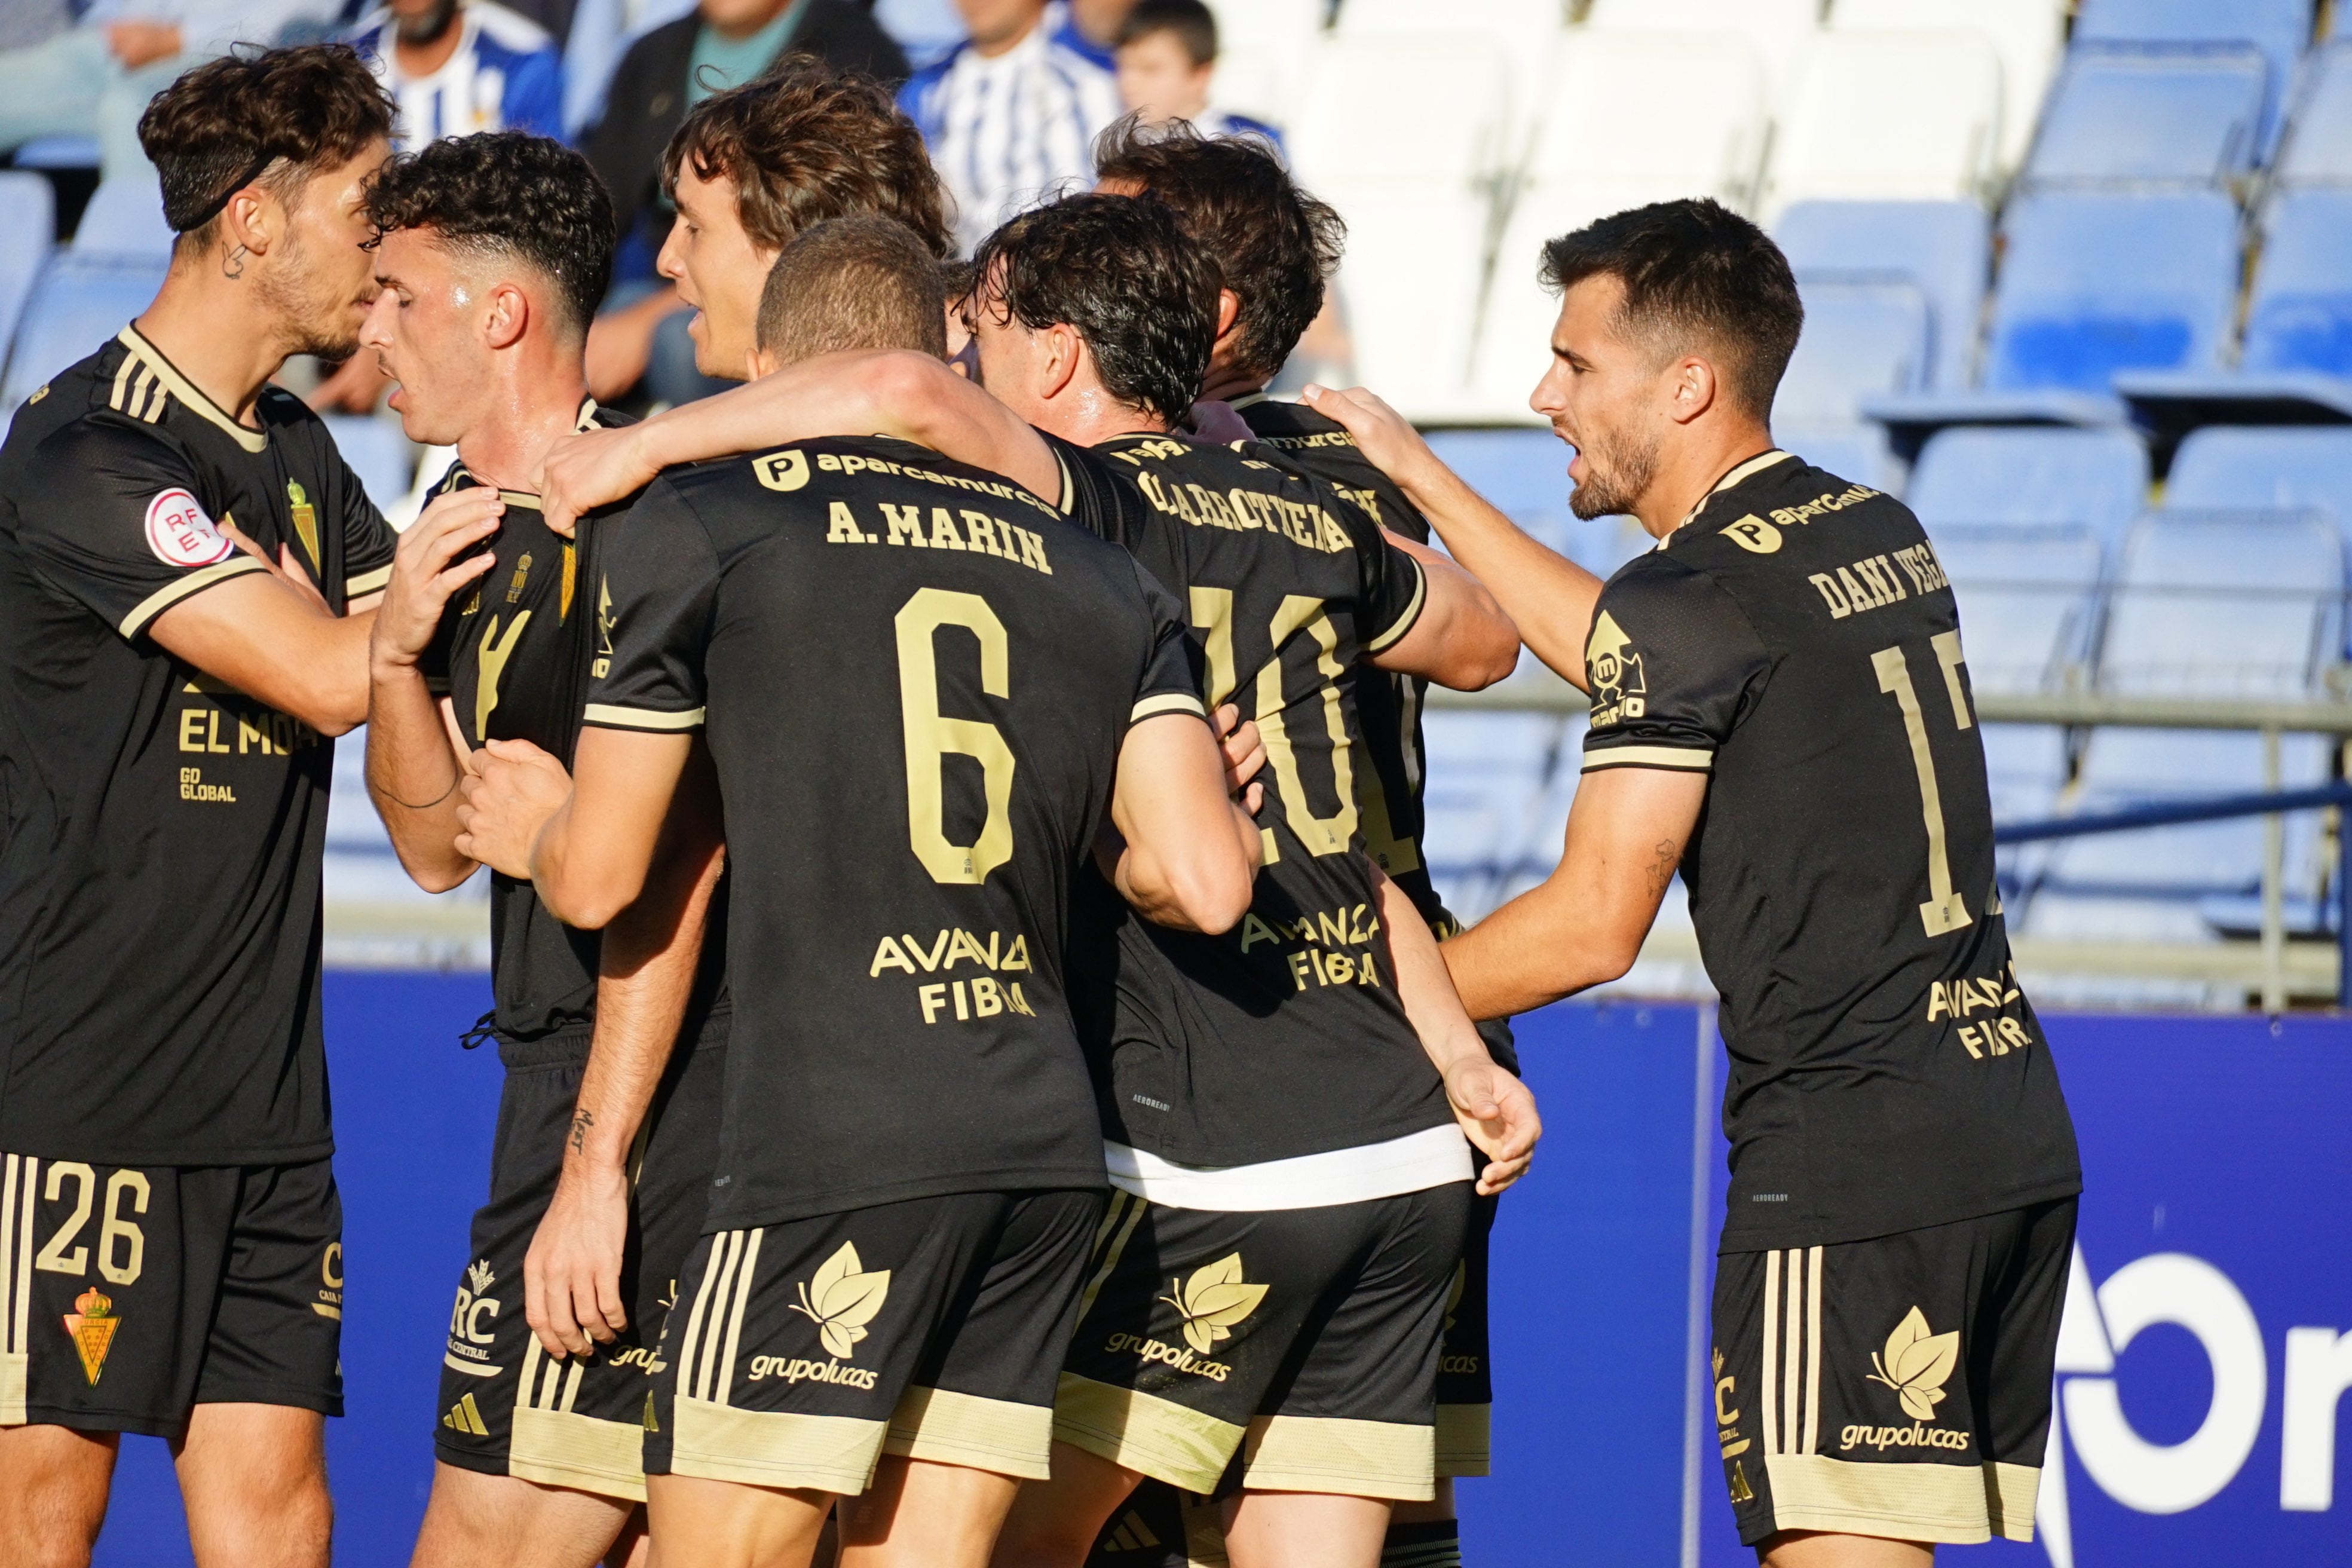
[899, 0, 1122, 254]
[0, 0, 331, 182]
[580, 0, 906, 403]
[1113, 0, 1278, 150]
[347, 0, 564, 149]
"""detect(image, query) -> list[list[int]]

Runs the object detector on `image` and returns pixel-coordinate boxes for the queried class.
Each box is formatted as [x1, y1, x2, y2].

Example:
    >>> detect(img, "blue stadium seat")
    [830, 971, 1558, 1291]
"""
[2074, 0, 2313, 154]
[1933, 525, 2104, 694]
[1773, 200, 1989, 389]
[2097, 509, 2343, 696]
[2166, 427, 2352, 528]
[1907, 427, 2151, 540]
[72, 177, 174, 261]
[1775, 279, 1929, 425]
[1, 253, 166, 411]
[0, 172, 56, 367]
[319, 415, 418, 517]
[1984, 192, 2239, 393]
[2277, 39, 2352, 185]
[1419, 710, 1573, 919]
[2024, 44, 2267, 189]
[2243, 191, 2352, 376]
[1777, 422, 1903, 493]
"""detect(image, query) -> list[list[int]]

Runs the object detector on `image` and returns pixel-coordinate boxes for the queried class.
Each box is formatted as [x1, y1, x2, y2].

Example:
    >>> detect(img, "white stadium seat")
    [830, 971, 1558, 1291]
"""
[1465, 30, 1767, 420]
[1334, 0, 1570, 131]
[1582, 0, 1821, 111]
[1296, 35, 1514, 419]
[1207, 0, 1326, 119]
[1830, 0, 2068, 172]
[1759, 30, 2004, 219]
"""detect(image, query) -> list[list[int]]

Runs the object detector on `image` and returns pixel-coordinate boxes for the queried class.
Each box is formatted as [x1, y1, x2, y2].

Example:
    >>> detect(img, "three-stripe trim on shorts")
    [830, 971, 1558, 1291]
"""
[1760, 1245, 1825, 1459]
[677, 1229, 765, 1407]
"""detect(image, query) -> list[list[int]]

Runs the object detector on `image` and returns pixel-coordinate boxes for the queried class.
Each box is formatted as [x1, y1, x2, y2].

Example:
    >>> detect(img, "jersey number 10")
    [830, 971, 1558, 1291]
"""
[1873, 631, 1976, 938]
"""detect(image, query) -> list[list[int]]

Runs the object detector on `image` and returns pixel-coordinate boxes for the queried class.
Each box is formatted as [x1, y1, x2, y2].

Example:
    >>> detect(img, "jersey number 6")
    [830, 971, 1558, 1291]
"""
[896, 587, 1015, 885]
[1873, 630, 1976, 938]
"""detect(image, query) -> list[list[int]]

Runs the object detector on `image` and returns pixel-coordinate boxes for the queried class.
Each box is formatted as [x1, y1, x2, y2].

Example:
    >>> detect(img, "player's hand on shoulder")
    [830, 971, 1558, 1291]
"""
[540, 422, 660, 540]
[1300, 383, 1441, 490]
[218, 518, 332, 617]
[372, 486, 504, 669]
[1214, 702, 1266, 814]
[1444, 1054, 1541, 1196]
[455, 737, 572, 880]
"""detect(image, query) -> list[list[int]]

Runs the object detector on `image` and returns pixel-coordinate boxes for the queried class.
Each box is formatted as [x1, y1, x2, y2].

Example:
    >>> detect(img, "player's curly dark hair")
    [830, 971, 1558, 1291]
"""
[971, 192, 1220, 425]
[664, 60, 954, 261]
[138, 44, 393, 244]
[1093, 117, 1344, 387]
[1540, 198, 1804, 420]
[363, 131, 616, 336]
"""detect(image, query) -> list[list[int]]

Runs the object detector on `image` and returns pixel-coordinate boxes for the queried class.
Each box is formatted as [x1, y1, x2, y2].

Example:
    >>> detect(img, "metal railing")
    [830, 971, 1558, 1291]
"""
[1425, 674, 2352, 1008]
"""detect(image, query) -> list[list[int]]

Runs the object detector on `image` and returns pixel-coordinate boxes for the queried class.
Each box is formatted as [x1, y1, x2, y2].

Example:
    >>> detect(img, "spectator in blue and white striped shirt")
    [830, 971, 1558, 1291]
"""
[345, 0, 564, 152]
[898, 0, 1122, 255]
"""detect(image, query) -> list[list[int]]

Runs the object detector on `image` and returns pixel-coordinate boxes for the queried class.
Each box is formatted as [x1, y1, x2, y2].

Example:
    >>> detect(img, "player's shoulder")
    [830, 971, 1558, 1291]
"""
[1675, 451, 1920, 568]
[1233, 396, 1351, 453]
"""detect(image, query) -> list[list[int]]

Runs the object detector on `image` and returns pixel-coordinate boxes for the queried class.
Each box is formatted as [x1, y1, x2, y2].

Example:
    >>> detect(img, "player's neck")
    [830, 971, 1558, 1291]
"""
[454, 354, 592, 495]
[1199, 363, 1262, 405]
[132, 266, 301, 428]
[1637, 421, 1778, 541]
[1037, 385, 1167, 446]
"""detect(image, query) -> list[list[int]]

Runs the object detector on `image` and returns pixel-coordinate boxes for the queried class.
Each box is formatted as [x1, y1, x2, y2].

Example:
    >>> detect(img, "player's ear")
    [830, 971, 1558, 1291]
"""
[482, 280, 529, 351]
[1668, 354, 1717, 427]
[745, 344, 779, 380]
[1214, 289, 1242, 347]
[219, 183, 277, 261]
[1040, 321, 1085, 401]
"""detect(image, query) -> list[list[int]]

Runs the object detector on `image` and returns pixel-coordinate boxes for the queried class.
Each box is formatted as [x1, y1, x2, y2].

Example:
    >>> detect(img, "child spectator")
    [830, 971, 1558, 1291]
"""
[1113, 0, 1278, 151]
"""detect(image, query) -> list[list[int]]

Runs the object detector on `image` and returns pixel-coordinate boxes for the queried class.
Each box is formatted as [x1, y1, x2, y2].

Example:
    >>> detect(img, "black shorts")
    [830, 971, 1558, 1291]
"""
[1711, 1198, 2077, 1548]
[0, 1150, 342, 1438]
[645, 1187, 1105, 1495]
[434, 1023, 727, 1502]
[1056, 1183, 1471, 1503]
[1434, 1188, 1496, 1478]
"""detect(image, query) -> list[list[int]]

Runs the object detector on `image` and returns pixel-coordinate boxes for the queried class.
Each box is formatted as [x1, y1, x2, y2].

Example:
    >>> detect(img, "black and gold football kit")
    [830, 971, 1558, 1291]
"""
[415, 414, 732, 1500]
[583, 436, 1204, 1493]
[1579, 450, 2081, 1545]
[0, 327, 396, 1435]
[1046, 431, 1472, 1504]
[1235, 393, 1510, 1478]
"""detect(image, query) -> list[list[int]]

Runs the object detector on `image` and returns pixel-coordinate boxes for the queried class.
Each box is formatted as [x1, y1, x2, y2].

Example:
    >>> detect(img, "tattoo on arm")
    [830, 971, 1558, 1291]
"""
[568, 1108, 594, 1155]
[1644, 838, 1679, 901]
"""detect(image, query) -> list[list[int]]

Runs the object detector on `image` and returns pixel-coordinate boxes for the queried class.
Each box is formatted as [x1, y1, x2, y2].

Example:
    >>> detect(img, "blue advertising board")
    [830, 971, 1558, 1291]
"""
[84, 983, 2352, 1567]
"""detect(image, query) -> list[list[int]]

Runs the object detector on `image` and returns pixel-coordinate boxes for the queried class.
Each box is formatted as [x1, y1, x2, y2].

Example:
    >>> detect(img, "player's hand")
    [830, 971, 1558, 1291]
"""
[219, 520, 333, 617]
[525, 1152, 630, 1359]
[1300, 384, 1444, 495]
[540, 422, 661, 539]
[1213, 702, 1265, 814]
[456, 739, 574, 878]
[1444, 1056, 1539, 1196]
[370, 486, 504, 669]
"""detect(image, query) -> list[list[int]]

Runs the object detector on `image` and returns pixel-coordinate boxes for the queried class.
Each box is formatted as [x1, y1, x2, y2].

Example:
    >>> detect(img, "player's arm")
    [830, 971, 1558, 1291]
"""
[526, 752, 725, 1359]
[537, 349, 1063, 535]
[363, 488, 509, 890]
[1367, 531, 1521, 689]
[1444, 559, 1759, 1017]
[1305, 382, 1603, 690]
[145, 571, 376, 734]
[1443, 765, 1707, 1018]
[1105, 712, 1260, 934]
[456, 727, 691, 928]
[1374, 866, 1539, 1195]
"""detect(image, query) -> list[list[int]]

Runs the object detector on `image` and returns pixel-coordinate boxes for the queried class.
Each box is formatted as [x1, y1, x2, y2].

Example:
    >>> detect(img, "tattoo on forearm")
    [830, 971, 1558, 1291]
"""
[568, 1109, 595, 1155]
[1644, 838, 1679, 900]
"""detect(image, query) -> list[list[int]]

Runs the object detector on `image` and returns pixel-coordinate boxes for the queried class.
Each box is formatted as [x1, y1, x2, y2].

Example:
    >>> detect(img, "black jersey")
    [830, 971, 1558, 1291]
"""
[419, 408, 728, 1043]
[1579, 451, 2080, 1252]
[583, 436, 1204, 1232]
[1047, 430, 1456, 1169]
[0, 327, 397, 1165]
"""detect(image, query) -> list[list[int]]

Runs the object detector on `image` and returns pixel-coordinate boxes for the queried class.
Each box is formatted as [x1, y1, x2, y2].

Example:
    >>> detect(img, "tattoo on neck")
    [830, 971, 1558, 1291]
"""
[223, 244, 247, 281]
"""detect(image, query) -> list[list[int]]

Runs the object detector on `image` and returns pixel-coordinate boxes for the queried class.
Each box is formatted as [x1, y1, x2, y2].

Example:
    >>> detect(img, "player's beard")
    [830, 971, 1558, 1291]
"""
[396, 0, 460, 45]
[259, 223, 366, 362]
[1568, 424, 1661, 520]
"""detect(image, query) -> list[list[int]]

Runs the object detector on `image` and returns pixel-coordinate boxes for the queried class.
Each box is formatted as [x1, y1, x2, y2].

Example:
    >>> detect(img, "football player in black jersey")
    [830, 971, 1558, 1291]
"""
[0, 48, 400, 1568]
[354, 131, 732, 1568]
[1091, 123, 1608, 1568]
[1313, 201, 2082, 1566]
[445, 214, 1266, 1568]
